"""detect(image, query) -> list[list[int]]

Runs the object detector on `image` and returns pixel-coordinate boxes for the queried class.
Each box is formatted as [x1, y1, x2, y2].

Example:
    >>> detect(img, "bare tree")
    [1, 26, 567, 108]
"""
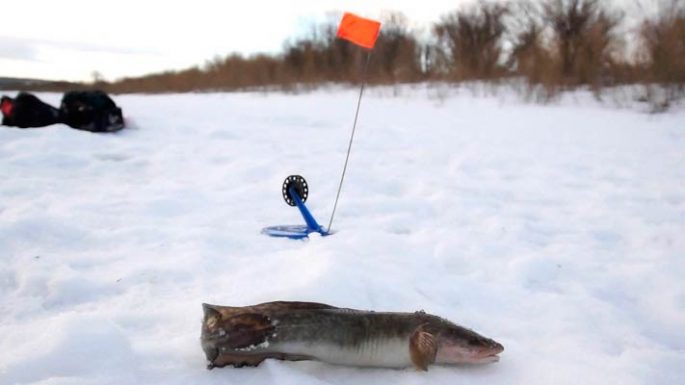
[639, 0, 685, 85]
[434, 1, 509, 80]
[637, 0, 685, 110]
[542, 0, 622, 86]
[370, 12, 423, 83]
[507, 1, 548, 80]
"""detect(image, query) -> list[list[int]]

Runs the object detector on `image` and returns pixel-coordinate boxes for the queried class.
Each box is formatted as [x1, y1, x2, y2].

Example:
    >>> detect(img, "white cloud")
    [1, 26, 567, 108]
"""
[0, 37, 38, 61]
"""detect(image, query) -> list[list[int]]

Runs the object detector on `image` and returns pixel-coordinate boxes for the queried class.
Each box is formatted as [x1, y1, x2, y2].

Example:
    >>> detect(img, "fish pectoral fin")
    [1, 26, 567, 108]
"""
[409, 326, 437, 371]
[225, 313, 275, 349]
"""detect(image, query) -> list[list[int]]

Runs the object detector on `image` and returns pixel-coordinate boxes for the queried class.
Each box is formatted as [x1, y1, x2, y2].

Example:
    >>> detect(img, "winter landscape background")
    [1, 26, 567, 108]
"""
[1, 87, 684, 384]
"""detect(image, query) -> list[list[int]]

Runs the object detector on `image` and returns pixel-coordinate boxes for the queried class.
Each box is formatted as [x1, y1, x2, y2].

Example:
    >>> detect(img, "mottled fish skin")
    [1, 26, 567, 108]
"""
[201, 301, 503, 370]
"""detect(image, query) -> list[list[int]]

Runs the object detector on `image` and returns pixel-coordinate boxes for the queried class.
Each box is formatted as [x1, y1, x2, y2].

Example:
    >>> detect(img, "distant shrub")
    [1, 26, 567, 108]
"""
[433, 1, 509, 80]
[638, 0, 685, 110]
[370, 12, 424, 83]
[541, 0, 623, 90]
[10, 1, 684, 111]
[506, 0, 560, 100]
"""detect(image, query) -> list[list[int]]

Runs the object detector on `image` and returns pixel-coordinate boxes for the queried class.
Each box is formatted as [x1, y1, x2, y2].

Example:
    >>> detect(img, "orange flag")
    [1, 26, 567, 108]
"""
[336, 13, 382, 49]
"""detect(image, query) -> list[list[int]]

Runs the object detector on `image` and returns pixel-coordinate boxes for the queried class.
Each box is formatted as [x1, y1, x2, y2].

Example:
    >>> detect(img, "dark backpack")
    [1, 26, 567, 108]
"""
[60, 90, 124, 132]
[1, 93, 61, 128]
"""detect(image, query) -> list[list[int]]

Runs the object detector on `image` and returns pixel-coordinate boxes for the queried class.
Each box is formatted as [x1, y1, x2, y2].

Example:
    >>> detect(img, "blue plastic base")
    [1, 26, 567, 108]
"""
[261, 225, 329, 240]
[263, 184, 331, 240]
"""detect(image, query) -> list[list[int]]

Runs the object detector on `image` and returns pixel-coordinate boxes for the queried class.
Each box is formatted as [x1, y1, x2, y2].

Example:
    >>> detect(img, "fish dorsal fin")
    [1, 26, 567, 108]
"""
[202, 301, 338, 319]
[409, 325, 437, 371]
[253, 301, 339, 312]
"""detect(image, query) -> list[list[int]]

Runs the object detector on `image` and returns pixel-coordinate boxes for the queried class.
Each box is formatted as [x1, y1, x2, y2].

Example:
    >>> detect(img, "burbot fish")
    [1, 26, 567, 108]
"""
[201, 301, 503, 371]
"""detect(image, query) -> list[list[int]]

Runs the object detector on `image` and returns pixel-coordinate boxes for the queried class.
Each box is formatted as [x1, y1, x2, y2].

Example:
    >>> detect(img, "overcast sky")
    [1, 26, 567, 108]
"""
[0, 0, 647, 82]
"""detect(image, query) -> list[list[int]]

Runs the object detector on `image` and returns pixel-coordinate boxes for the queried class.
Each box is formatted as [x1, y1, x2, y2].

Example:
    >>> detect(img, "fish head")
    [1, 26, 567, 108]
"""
[433, 322, 503, 364]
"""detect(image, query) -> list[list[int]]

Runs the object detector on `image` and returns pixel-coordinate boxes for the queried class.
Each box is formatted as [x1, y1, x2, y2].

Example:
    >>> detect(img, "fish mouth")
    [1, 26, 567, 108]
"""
[473, 344, 504, 363]
[474, 353, 500, 363]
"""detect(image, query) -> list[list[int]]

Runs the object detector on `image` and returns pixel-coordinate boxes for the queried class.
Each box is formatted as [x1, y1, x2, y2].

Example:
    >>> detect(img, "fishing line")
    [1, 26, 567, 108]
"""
[327, 52, 372, 233]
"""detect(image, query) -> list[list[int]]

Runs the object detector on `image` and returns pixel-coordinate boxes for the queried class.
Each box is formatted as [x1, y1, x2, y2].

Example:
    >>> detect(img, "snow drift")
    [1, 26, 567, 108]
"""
[0, 87, 683, 385]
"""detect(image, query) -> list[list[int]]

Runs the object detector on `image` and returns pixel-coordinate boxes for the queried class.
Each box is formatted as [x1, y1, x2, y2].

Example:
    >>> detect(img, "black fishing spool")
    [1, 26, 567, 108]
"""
[282, 175, 309, 206]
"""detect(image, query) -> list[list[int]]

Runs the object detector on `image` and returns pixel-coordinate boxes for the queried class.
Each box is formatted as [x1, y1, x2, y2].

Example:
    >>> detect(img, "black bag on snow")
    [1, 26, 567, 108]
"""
[1, 93, 61, 128]
[60, 90, 124, 132]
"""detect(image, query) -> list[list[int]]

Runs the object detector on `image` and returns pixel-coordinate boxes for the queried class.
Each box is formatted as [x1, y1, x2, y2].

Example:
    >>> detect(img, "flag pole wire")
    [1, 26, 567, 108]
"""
[327, 51, 372, 233]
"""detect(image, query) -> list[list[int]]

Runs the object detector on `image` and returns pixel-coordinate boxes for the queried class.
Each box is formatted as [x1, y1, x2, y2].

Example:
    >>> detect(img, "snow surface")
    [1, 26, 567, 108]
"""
[1, 87, 684, 385]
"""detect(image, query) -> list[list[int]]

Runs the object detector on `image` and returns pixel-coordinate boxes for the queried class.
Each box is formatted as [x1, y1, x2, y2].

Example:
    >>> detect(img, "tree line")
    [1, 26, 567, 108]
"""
[27, 1, 685, 107]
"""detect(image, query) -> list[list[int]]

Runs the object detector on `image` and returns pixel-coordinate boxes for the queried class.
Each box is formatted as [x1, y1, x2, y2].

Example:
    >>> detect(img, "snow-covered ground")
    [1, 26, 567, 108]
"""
[1, 87, 683, 385]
